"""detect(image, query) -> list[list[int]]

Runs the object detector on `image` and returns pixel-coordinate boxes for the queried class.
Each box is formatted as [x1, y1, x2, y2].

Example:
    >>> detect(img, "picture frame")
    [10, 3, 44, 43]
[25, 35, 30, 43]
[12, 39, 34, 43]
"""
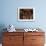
[17, 7, 35, 21]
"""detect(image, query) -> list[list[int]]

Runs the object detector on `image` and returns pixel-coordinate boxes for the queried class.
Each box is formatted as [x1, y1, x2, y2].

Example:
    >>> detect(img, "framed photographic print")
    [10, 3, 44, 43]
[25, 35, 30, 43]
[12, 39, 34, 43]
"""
[18, 7, 35, 21]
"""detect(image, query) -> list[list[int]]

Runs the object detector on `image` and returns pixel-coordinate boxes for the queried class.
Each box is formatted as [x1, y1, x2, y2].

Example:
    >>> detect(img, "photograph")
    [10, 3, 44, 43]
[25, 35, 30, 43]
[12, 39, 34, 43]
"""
[18, 7, 35, 21]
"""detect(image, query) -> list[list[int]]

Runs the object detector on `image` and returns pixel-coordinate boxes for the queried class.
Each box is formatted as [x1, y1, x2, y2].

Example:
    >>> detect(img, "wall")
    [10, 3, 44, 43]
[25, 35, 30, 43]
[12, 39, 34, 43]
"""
[0, 0, 46, 43]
